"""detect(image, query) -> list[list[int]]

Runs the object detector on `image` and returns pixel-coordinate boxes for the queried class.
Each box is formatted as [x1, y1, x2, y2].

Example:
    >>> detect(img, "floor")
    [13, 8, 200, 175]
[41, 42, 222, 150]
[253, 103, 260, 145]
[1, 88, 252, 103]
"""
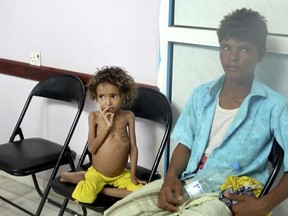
[0, 174, 102, 216]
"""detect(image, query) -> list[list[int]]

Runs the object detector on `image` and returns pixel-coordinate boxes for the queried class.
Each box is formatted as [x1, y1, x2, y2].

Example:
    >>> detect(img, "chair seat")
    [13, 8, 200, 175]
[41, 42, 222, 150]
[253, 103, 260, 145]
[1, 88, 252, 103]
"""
[0, 138, 76, 176]
[51, 166, 119, 212]
[51, 164, 161, 212]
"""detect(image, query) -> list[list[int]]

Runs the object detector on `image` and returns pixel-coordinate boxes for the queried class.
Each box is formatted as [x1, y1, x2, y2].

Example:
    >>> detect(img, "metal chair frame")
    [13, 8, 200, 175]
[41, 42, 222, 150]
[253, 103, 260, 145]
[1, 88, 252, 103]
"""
[259, 138, 284, 197]
[0, 74, 86, 215]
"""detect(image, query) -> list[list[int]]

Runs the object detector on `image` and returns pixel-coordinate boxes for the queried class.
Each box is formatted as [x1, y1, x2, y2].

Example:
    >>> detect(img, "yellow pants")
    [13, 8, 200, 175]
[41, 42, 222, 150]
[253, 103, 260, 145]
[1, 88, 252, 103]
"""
[72, 166, 143, 203]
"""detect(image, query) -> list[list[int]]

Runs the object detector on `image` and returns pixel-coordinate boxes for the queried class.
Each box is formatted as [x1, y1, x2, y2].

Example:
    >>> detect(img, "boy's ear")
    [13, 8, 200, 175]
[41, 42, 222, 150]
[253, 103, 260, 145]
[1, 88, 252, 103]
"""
[258, 48, 266, 62]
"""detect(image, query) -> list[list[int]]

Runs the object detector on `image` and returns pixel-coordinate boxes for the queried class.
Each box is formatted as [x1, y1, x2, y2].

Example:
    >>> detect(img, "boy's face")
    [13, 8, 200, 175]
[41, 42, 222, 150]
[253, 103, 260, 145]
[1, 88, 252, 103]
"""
[219, 38, 265, 80]
[96, 82, 123, 113]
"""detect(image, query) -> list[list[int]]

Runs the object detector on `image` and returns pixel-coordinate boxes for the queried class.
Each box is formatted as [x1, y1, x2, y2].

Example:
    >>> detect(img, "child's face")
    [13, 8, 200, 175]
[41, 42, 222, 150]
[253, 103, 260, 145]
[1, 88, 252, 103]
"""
[96, 82, 123, 113]
[219, 38, 265, 81]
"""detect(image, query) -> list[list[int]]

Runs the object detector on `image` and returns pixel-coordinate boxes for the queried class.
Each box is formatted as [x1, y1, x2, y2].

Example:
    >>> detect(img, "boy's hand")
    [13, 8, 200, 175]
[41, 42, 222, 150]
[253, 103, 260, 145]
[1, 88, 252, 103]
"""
[225, 193, 267, 216]
[158, 175, 183, 212]
[131, 175, 147, 185]
[99, 105, 114, 128]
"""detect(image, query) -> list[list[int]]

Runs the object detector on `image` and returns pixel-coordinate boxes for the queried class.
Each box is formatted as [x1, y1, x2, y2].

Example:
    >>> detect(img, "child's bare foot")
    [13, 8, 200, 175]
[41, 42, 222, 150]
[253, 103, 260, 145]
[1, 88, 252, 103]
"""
[60, 171, 86, 184]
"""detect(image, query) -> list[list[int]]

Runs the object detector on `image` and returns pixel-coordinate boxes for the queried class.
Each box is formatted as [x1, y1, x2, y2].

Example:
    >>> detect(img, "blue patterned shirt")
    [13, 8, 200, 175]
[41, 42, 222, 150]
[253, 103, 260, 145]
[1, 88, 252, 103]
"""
[171, 75, 288, 185]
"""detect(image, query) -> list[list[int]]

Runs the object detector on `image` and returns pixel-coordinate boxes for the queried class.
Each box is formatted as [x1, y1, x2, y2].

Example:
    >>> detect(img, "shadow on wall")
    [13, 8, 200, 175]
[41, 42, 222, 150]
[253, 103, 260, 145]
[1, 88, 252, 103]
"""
[257, 52, 288, 97]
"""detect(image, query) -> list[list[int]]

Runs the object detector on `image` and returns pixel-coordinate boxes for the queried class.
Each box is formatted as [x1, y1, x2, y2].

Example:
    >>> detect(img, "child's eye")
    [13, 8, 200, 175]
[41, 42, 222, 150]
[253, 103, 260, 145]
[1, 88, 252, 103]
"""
[221, 45, 229, 51]
[98, 95, 104, 100]
[240, 47, 249, 53]
[111, 94, 117, 99]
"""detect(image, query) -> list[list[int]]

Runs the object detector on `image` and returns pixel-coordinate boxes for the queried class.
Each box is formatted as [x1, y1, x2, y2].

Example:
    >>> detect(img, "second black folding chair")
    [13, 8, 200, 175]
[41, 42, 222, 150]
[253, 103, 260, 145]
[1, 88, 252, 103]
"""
[51, 86, 173, 215]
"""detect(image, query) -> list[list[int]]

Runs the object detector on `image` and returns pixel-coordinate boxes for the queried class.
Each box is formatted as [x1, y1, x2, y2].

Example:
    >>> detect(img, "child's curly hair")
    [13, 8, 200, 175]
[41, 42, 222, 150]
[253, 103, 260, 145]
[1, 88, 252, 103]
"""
[87, 66, 137, 105]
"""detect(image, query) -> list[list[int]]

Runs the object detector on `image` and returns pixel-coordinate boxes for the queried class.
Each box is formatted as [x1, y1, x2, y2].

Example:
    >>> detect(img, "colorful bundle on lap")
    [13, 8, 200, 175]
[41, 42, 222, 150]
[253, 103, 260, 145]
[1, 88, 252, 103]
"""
[219, 175, 271, 216]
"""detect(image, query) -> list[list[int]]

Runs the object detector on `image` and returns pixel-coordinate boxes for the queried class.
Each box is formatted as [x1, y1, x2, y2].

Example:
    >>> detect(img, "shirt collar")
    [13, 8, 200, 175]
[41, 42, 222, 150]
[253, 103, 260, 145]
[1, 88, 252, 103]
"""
[249, 77, 267, 98]
[208, 75, 267, 101]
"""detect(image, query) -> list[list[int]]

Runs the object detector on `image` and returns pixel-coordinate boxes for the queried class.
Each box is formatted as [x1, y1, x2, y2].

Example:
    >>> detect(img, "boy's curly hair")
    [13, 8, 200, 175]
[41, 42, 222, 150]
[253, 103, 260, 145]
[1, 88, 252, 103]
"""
[217, 8, 268, 49]
[87, 66, 137, 105]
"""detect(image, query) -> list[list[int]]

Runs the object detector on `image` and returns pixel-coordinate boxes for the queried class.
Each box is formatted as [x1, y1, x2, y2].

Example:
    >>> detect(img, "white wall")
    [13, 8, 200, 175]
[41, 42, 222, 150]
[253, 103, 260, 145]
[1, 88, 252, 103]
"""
[0, 0, 161, 177]
[0, 0, 160, 84]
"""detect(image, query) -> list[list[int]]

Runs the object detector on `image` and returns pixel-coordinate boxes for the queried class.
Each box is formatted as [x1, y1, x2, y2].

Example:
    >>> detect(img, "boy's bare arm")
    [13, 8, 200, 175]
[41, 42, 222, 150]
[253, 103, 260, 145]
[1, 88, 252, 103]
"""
[127, 112, 145, 184]
[158, 144, 191, 212]
[87, 109, 113, 154]
[127, 112, 137, 177]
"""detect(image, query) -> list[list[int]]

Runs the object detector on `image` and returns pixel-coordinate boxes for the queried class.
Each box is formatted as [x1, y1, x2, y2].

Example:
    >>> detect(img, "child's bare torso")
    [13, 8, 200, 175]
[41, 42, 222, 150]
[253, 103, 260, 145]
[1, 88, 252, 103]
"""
[92, 110, 131, 177]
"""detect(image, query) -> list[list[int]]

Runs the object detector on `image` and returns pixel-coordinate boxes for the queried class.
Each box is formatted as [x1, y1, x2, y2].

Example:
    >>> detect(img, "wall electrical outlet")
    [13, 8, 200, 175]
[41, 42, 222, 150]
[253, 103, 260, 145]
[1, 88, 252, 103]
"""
[30, 52, 41, 66]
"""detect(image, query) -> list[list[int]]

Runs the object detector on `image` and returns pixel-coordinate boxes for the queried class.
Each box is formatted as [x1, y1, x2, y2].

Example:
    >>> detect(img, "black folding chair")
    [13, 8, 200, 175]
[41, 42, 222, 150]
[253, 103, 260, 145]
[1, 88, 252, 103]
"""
[0, 74, 86, 215]
[259, 138, 284, 197]
[51, 86, 173, 215]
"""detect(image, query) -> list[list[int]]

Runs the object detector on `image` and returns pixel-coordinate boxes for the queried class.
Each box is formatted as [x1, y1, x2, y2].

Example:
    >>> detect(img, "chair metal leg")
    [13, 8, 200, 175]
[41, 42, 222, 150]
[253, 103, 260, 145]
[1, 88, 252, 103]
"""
[31, 174, 79, 216]
[82, 206, 88, 216]
[58, 197, 88, 216]
[0, 195, 34, 216]
[58, 198, 69, 216]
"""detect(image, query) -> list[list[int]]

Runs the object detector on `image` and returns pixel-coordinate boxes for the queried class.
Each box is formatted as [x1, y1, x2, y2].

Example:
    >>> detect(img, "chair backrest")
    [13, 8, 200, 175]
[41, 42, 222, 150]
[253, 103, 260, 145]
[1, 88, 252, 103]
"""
[122, 86, 173, 182]
[10, 74, 86, 142]
[259, 138, 284, 197]
[31, 74, 85, 104]
[122, 87, 172, 126]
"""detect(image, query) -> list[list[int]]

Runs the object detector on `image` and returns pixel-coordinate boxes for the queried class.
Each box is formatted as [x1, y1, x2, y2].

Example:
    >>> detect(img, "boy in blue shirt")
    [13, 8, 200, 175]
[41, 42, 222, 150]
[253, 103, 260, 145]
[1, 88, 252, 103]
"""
[104, 8, 288, 216]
